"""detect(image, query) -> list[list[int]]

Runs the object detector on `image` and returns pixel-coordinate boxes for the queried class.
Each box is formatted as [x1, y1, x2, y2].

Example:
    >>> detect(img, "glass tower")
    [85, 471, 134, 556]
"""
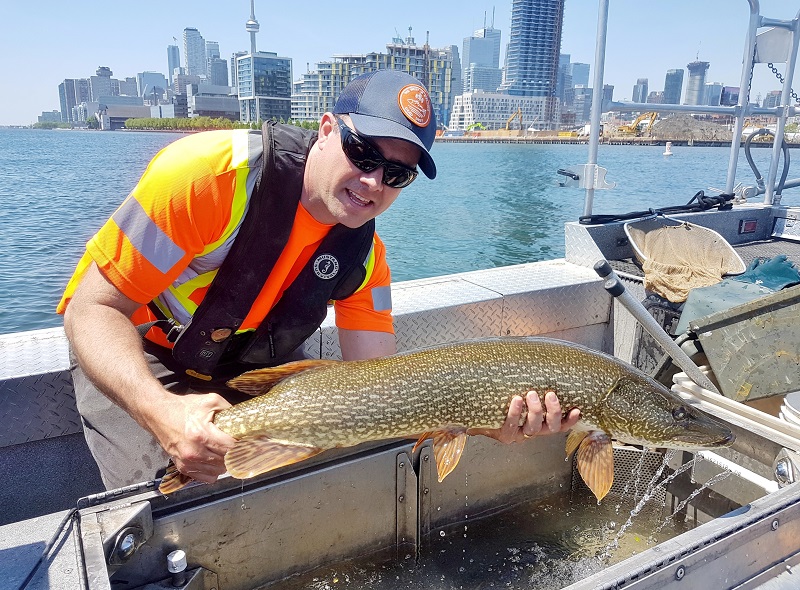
[501, 0, 565, 98]
[663, 69, 685, 105]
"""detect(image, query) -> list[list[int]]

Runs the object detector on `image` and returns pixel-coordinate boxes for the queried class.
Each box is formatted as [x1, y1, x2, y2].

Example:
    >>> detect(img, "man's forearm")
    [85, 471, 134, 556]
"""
[65, 298, 172, 436]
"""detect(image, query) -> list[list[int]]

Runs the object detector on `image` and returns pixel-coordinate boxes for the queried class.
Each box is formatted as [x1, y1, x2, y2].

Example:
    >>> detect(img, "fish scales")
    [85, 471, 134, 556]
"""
[215, 338, 639, 446]
[159, 337, 734, 498]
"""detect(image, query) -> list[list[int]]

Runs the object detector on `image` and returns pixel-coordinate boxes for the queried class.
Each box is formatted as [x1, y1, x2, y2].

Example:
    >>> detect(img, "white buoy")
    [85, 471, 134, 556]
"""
[663, 141, 673, 156]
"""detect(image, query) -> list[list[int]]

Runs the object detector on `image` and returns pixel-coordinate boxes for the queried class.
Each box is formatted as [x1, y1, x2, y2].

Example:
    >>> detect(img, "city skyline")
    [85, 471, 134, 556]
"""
[2, 0, 799, 126]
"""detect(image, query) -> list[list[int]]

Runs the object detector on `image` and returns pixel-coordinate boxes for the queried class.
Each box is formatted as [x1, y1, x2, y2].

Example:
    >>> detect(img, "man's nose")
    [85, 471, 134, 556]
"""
[360, 167, 383, 191]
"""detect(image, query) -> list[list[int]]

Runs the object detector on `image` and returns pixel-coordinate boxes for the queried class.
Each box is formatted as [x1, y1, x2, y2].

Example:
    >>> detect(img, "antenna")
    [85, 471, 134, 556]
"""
[696, 41, 701, 60]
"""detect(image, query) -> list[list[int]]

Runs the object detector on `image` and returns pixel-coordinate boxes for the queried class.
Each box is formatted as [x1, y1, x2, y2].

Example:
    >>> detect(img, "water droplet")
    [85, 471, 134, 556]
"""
[459, 566, 466, 573]
[440, 530, 446, 537]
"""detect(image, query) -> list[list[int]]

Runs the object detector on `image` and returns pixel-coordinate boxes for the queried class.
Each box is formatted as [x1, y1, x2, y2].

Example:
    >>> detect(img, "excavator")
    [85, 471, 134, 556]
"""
[505, 107, 523, 131]
[617, 112, 658, 136]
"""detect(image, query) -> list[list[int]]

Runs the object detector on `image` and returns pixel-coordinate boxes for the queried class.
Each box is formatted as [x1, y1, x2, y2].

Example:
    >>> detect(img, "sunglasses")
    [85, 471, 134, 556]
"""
[335, 117, 418, 189]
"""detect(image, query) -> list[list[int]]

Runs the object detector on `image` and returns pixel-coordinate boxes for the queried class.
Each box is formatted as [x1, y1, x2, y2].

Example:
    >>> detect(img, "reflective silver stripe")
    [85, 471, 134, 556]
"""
[371, 286, 392, 311]
[112, 197, 186, 274]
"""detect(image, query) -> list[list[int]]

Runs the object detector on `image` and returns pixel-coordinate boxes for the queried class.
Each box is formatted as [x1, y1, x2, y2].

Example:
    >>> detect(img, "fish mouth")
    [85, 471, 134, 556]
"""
[664, 428, 736, 449]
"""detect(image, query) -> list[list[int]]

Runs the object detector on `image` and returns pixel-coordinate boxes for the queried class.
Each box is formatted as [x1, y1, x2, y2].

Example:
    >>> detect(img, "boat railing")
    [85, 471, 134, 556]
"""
[579, 0, 800, 215]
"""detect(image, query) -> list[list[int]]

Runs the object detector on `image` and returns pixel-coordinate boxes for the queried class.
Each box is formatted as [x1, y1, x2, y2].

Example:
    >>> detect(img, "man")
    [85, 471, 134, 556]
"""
[59, 70, 579, 490]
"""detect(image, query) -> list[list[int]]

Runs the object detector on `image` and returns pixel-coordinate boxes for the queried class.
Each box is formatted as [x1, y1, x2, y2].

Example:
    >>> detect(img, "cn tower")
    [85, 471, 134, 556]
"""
[246, 0, 259, 55]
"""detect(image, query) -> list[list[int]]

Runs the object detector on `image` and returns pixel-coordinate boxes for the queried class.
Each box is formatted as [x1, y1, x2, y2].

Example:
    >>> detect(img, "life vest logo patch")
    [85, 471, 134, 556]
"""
[398, 84, 432, 128]
[313, 254, 340, 280]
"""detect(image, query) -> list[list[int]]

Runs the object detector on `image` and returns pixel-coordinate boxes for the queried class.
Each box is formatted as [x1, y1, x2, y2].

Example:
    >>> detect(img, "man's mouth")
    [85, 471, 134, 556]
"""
[346, 189, 372, 208]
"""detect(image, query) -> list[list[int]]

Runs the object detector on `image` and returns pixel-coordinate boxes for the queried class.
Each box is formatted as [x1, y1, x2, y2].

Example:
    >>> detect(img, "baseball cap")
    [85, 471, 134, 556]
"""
[333, 70, 437, 179]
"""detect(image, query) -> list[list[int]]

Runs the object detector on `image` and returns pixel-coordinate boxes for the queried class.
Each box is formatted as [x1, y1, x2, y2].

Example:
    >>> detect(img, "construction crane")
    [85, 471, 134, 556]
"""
[617, 112, 658, 136]
[505, 108, 523, 131]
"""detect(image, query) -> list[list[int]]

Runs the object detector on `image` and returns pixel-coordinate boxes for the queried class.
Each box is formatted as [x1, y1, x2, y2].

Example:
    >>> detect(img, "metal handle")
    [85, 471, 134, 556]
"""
[593, 260, 721, 393]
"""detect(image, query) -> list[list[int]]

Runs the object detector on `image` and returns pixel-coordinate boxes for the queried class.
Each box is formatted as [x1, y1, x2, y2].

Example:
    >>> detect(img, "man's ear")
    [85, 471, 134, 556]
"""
[316, 113, 336, 148]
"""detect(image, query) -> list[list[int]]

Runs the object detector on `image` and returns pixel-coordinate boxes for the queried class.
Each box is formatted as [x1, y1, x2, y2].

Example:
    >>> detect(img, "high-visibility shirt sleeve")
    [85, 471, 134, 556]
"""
[333, 234, 394, 334]
[57, 132, 239, 312]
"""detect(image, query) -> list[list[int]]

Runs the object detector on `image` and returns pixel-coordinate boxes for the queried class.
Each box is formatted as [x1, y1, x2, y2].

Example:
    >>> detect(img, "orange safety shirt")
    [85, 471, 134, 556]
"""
[57, 129, 394, 348]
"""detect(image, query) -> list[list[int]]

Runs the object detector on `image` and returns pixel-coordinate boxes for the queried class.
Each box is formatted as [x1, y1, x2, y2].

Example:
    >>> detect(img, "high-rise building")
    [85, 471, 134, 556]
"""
[206, 41, 221, 75]
[291, 32, 457, 128]
[209, 59, 229, 86]
[502, 0, 565, 97]
[556, 54, 573, 107]
[721, 86, 740, 106]
[703, 82, 723, 106]
[663, 69, 684, 104]
[167, 45, 181, 86]
[90, 67, 114, 102]
[647, 91, 664, 104]
[236, 1, 291, 123]
[237, 52, 292, 122]
[603, 84, 614, 106]
[230, 51, 247, 90]
[137, 72, 169, 103]
[685, 61, 710, 105]
[570, 62, 590, 88]
[118, 77, 138, 97]
[462, 22, 502, 93]
[500, 0, 566, 127]
[632, 78, 648, 103]
[183, 28, 206, 77]
[58, 78, 90, 122]
[573, 86, 592, 123]
[763, 90, 783, 108]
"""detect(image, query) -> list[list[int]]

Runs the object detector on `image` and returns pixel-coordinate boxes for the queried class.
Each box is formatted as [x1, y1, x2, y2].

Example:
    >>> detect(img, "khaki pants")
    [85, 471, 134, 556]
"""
[70, 343, 252, 491]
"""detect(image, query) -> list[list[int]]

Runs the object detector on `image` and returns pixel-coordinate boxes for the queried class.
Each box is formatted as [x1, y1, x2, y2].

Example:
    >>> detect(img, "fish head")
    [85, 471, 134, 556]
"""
[599, 374, 735, 449]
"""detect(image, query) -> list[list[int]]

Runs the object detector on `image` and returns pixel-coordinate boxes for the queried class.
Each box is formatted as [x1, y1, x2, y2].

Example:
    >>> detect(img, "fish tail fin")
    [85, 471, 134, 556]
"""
[575, 432, 614, 502]
[227, 360, 341, 395]
[158, 460, 194, 495]
[565, 430, 589, 456]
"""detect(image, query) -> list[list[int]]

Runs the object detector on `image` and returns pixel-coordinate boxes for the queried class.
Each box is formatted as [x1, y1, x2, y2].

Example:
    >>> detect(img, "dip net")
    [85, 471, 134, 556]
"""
[625, 218, 745, 303]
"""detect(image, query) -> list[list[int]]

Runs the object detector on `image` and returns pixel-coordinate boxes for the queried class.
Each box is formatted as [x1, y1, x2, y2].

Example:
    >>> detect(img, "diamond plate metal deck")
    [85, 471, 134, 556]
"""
[318, 260, 611, 358]
[0, 327, 69, 380]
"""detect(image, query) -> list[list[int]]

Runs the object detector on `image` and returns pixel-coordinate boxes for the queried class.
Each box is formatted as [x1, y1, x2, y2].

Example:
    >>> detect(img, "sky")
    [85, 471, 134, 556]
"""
[1, 0, 799, 126]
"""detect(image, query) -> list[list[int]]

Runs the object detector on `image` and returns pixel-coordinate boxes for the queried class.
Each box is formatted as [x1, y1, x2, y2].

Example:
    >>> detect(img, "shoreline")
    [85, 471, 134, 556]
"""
[434, 136, 794, 147]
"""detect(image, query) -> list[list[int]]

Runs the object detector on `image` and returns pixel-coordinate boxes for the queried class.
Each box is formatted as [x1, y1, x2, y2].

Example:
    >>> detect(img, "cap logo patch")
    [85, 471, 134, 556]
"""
[398, 84, 431, 128]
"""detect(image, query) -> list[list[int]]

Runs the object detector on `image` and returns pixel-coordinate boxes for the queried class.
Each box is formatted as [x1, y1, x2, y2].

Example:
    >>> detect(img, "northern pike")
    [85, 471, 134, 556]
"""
[159, 337, 734, 499]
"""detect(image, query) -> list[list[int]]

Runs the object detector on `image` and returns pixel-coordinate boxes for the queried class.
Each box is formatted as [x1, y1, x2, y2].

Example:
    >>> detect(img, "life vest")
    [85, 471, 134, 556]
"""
[157, 121, 375, 380]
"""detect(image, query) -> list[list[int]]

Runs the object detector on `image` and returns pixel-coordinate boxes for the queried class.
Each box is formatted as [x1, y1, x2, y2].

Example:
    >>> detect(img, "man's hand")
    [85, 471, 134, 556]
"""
[469, 391, 580, 444]
[151, 392, 239, 484]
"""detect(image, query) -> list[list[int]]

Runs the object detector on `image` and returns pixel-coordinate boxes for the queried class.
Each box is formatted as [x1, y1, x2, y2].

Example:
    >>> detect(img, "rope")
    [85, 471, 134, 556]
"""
[578, 191, 735, 225]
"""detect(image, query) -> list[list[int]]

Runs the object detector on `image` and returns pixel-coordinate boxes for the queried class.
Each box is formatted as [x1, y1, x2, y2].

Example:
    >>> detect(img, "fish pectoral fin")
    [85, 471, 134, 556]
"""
[423, 429, 468, 483]
[225, 436, 324, 479]
[158, 459, 195, 496]
[565, 430, 589, 456]
[576, 432, 614, 502]
[226, 360, 341, 395]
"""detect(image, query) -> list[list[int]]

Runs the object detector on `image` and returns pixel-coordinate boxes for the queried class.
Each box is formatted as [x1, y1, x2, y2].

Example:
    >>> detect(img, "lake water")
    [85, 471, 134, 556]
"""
[2, 127, 799, 335]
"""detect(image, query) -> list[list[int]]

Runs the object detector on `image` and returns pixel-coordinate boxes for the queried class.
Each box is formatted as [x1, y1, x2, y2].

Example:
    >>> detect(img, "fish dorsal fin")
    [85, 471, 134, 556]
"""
[565, 430, 589, 456]
[575, 431, 614, 502]
[415, 428, 469, 482]
[226, 359, 340, 395]
[225, 435, 323, 478]
[158, 460, 194, 495]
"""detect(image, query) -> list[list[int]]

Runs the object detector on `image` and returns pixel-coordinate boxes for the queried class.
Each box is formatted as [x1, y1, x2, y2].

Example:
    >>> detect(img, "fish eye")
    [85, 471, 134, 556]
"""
[672, 406, 689, 421]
